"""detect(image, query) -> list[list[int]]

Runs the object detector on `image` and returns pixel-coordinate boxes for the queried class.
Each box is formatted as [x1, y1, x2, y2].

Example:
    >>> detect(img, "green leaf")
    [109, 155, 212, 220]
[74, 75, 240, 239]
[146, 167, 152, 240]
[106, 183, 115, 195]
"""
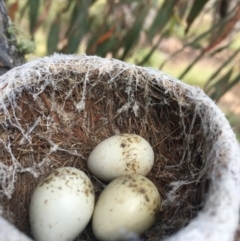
[148, 0, 177, 40]
[86, 22, 119, 57]
[213, 73, 240, 102]
[19, 0, 30, 21]
[137, 34, 163, 66]
[119, 0, 139, 2]
[178, 50, 205, 80]
[61, 0, 92, 53]
[209, 44, 231, 57]
[120, 3, 150, 60]
[209, 36, 236, 57]
[29, 0, 40, 36]
[95, 37, 118, 57]
[177, 1, 189, 19]
[60, 0, 75, 13]
[185, 0, 210, 33]
[159, 19, 225, 69]
[222, 72, 240, 98]
[47, 17, 60, 55]
[207, 68, 234, 101]
[204, 47, 240, 90]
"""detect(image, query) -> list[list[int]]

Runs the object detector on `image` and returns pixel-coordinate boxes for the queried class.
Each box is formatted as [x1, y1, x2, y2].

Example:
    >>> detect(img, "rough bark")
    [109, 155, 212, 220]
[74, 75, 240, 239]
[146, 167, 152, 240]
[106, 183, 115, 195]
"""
[0, 0, 25, 76]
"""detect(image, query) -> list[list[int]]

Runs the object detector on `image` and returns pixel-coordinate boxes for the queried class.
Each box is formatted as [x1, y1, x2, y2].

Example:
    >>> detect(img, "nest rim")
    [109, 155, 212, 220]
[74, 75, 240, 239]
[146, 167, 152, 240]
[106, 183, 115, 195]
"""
[0, 54, 239, 241]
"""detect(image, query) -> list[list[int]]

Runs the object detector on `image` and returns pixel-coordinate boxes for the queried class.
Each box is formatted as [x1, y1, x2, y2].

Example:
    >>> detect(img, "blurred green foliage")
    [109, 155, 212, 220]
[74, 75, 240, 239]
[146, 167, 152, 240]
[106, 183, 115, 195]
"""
[225, 112, 240, 141]
[5, 0, 240, 102]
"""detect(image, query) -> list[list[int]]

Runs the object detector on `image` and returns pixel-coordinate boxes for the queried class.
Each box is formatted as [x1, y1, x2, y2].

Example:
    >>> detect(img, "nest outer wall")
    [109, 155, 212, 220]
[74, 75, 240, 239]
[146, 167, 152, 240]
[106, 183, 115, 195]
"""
[0, 54, 239, 241]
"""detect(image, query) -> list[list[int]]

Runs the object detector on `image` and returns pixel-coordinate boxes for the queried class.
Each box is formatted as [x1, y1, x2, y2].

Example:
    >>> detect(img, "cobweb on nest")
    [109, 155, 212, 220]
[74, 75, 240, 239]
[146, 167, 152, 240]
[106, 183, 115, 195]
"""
[0, 54, 239, 241]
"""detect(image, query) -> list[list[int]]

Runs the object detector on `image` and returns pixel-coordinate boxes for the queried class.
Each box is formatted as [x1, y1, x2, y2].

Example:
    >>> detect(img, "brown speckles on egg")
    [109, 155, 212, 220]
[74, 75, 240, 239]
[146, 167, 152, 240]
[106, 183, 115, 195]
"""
[53, 170, 60, 176]
[88, 184, 95, 195]
[88, 134, 154, 182]
[120, 143, 126, 148]
[30, 167, 95, 240]
[85, 189, 89, 197]
[145, 195, 150, 202]
[92, 174, 161, 239]
[126, 137, 132, 143]
[121, 178, 128, 185]
[90, 189, 94, 195]
[138, 187, 146, 194]
[134, 137, 141, 143]
[123, 153, 141, 174]
[42, 176, 54, 185]
[128, 182, 138, 188]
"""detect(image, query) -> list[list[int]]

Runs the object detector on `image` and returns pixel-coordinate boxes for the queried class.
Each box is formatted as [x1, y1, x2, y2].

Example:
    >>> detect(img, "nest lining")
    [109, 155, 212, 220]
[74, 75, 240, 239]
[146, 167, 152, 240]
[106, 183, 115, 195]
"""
[0, 54, 239, 241]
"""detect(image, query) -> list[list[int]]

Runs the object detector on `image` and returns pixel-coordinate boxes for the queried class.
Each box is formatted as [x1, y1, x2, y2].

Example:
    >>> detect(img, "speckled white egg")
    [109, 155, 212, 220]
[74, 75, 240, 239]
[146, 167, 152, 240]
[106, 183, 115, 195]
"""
[92, 174, 161, 241]
[29, 167, 95, 241]
[87, 134, 154, 182]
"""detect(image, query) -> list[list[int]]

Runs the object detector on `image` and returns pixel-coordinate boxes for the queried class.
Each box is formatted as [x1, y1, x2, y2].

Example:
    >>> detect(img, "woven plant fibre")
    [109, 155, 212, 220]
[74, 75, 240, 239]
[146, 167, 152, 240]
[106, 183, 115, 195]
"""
[0, 54, 239, 241]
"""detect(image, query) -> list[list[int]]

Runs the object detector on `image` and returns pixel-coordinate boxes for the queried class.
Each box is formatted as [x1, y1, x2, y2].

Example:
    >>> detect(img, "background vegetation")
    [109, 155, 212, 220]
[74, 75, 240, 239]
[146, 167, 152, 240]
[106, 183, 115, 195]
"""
[4, 0, 240, 139]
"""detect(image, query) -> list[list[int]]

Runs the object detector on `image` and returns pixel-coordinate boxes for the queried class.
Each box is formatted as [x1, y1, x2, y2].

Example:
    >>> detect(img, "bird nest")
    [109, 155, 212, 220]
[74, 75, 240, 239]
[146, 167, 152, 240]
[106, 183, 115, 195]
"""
[0, 54, 239, 241]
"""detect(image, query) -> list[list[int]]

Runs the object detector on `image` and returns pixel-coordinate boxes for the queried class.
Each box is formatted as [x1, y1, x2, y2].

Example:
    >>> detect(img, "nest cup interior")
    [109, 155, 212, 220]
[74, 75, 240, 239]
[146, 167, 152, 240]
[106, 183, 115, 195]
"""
[0, 55, 212, 240]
